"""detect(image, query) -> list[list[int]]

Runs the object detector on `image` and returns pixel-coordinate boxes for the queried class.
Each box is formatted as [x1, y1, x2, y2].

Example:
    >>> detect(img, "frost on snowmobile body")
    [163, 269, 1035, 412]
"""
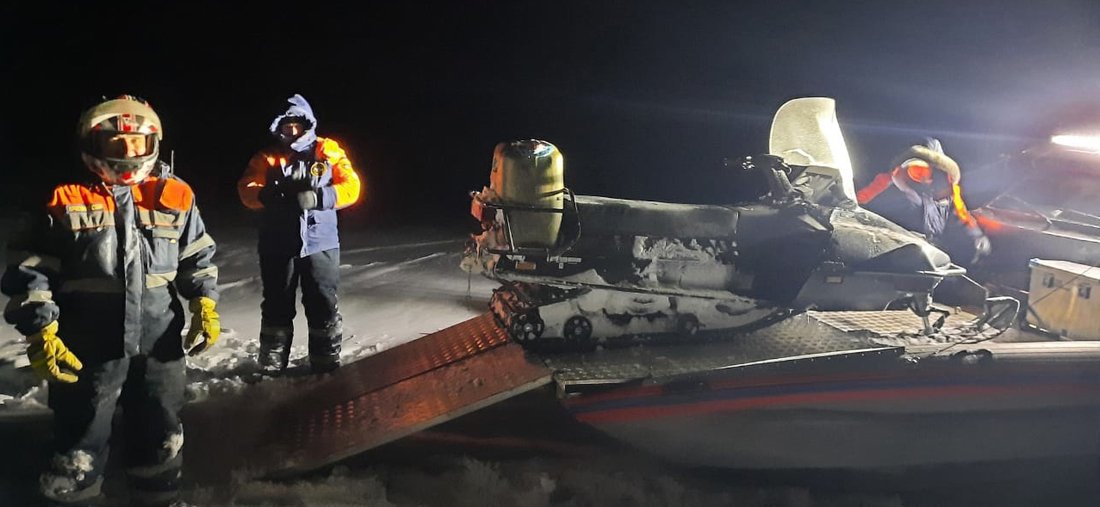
[464, 98, 964, 348]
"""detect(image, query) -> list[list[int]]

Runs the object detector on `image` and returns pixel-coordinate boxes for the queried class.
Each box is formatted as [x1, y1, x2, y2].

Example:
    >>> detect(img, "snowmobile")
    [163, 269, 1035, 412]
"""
[463, 98, 968, 348]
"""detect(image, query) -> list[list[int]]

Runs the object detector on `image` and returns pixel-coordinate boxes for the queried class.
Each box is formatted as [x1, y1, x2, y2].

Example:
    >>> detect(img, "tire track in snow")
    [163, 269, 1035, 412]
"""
[341, 239, 463, 255]
[342, 252, 451, 282]
[216, 239, 463, 291]
[217, 275, 260, 291]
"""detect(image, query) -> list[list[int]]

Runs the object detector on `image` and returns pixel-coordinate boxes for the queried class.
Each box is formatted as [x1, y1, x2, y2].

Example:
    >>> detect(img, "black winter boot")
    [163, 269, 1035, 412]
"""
[308, 325, 342, 374]
[310, 351, 340, 374]
[258, 331, 292, 374]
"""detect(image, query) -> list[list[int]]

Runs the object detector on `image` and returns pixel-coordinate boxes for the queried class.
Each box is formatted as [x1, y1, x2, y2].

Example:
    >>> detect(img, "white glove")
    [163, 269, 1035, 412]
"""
[972, 235, 992, 263]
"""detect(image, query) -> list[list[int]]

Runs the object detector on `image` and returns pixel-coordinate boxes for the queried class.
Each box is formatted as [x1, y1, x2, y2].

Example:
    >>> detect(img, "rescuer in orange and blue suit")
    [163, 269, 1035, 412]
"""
[237, 94, 362, 374]
[1, 95, 220, 506]
[857, 138, 991, 262]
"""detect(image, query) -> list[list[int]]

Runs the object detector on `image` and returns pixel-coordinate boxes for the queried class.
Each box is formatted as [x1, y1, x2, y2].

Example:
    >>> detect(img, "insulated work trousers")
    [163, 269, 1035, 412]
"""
[44, 355, 186, 506]
[259, 248, 343, 365]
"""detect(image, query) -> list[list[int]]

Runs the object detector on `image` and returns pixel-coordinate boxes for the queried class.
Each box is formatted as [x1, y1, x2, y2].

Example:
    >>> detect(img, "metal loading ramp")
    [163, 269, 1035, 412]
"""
[543, 311, 916, 393]
[183, 314, 553, 481]
[182, 310, 951, 482]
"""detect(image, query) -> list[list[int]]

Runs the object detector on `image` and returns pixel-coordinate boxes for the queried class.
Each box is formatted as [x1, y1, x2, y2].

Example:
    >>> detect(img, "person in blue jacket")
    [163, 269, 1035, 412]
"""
[238, 94, 362, 374]
[2, 95, 220, 506]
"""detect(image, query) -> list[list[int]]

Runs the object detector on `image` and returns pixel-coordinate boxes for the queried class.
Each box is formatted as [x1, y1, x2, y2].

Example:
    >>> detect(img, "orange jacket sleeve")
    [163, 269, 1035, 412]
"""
[951, 183, 981, 233]
[856, 172, 894, 205]
[317, 138, 362, 210]
[238, 152, 272, 210]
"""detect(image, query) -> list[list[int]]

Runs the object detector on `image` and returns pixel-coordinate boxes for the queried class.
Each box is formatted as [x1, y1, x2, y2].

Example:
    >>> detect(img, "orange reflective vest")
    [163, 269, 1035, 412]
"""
[2, 175, 218, 361]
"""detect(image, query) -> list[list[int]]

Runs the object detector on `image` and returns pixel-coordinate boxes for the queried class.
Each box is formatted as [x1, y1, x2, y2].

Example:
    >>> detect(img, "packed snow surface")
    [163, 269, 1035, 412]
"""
[0, 223, 498, 415]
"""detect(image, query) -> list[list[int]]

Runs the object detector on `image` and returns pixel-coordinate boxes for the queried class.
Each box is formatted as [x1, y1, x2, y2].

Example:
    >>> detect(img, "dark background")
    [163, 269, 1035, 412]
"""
[4, 0, 1100, 228]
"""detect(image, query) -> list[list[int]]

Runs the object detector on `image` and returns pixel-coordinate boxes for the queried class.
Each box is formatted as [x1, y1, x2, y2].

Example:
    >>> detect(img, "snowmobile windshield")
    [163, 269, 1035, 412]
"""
[768, 97, 856, 201]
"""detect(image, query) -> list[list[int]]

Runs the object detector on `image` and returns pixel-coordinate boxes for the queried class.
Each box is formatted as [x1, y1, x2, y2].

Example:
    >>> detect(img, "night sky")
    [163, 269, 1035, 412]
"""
[4, 0, 1100, 227]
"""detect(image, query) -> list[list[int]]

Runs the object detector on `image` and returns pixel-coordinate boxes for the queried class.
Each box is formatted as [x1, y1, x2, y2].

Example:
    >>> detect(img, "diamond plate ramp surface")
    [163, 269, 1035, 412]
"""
[255, 342, 550, 476]
[258, 314, 516, 412]
[544, 312, 901, 387]
[183, 313, 552, 481]
[811, 310, 938, 334]
[180, 310, 963, 481]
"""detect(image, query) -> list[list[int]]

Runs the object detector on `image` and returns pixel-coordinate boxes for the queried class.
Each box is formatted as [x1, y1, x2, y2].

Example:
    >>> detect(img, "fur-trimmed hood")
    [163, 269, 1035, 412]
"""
[269, 94, 318, 153]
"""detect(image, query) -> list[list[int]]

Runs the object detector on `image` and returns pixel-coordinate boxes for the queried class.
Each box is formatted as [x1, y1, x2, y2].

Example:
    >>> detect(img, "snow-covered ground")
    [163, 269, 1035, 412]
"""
[0, 222, 498, 415]
[3, 221, 1098, 506]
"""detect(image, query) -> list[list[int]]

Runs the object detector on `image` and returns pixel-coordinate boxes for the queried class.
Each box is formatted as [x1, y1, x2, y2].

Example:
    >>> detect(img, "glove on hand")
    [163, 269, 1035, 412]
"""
[26, 321, 83, 383]
[285, 176, 312, 190]
[296, 190, 318, 210]
[258, 184, 283, 207]
[971, 234, 992, 263]
[184, 297, 221, 356]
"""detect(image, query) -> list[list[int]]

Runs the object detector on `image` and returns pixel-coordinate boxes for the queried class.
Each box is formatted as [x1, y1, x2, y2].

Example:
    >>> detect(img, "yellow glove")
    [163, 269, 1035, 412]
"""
[184, 297, 220, 356]
[26, 321, 83, 384]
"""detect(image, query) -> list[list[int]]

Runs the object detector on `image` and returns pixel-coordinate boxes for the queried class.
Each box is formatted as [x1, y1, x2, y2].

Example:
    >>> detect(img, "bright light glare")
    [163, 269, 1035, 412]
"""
[1051, 134, 1100, 153]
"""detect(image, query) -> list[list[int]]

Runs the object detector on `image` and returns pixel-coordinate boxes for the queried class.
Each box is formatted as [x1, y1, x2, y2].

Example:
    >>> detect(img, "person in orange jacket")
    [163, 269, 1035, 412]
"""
[1, 95, 220, 506]
[857, 138, 991, 262]
[237, 94, 361, 374]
